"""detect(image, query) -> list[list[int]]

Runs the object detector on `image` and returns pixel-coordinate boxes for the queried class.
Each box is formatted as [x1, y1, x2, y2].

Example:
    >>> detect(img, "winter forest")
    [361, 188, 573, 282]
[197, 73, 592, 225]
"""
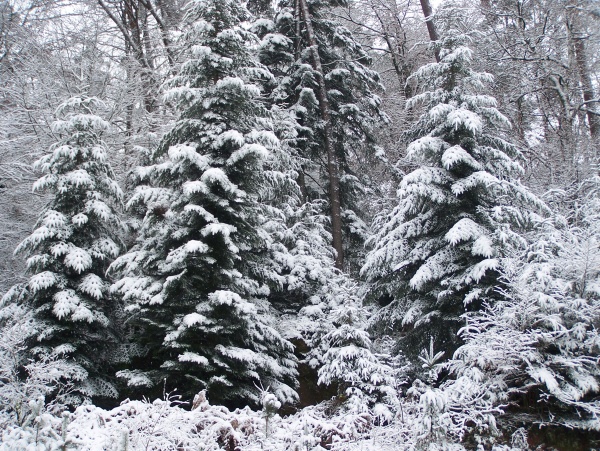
[1, 0, 600, 448]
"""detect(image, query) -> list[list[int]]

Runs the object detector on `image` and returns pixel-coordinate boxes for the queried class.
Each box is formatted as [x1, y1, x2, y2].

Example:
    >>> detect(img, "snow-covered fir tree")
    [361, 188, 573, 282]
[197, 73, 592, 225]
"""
[362, 32, 548, 359]
[255, 1, 386, 272]
[442, 234, 600, 438]
[1, 97, 124, 403]
[110, 0, 298, 407]
[253, 103, 339, 316]
[0, 301, 80, 426]
[317, 295, 399, 419]
[441, 189, 600, 434]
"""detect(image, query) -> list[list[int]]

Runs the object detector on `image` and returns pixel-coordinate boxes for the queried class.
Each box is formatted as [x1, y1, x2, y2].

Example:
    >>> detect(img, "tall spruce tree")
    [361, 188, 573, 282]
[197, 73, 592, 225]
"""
[110, 0, 298, 407]
[362, 33, 548, 359]
[255, 0, 386, 271]
[2, 97, 124, 402]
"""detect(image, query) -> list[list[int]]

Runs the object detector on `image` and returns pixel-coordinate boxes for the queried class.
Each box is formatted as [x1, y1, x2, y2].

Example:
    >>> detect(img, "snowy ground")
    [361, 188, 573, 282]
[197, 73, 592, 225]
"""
[1, 394, 528, 451]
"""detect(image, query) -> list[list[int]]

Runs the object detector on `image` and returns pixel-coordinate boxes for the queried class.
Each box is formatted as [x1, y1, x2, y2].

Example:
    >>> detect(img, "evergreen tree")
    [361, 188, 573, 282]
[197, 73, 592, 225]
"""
[266, 198, 337, 312]
[443, 217, 600, 437]
[111, 0, 298, 407]
[317, 296, 399, 417]
[2, 97, 124, 403]
[256, 0, 386, 271]
[362, 33, 548, 359]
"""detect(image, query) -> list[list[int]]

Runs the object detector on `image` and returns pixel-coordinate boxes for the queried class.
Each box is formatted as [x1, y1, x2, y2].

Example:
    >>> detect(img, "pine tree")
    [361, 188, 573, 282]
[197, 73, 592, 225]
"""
[444, 231, 600, 436]
[111, 0, 298, 407]
[317, 296, 399, 417]
[256, 0, 385, 271]
[2, 97, 124, 403]
[266, 198, 337, 312]
[362, 32, 548, 359]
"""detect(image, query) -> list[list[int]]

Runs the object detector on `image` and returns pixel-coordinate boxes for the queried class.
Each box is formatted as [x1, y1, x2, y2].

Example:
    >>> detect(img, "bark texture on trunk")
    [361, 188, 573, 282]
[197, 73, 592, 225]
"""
[419, 0, 440, 62]
[573, 37, 600, 141]
[298, 0, 344, 269]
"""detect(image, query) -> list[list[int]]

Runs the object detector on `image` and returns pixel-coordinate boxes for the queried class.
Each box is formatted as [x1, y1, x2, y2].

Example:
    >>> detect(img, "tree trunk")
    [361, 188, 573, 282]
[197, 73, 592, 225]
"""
[138, 0, 175, 68]
[573, 36, 600, 141]
[419, 0, 440, 62]
[567, 1, 599, 149]
[297, 169, 307, 204]
[373, 9, 404, 88]
[98, 0, 158, 113]
[298, 0, 344, 269]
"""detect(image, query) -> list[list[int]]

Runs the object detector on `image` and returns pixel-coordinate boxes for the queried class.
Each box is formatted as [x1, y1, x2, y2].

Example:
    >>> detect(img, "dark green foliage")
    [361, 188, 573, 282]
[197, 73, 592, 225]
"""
[110, 0, 298, 407]
[257, 0, 386, 272]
